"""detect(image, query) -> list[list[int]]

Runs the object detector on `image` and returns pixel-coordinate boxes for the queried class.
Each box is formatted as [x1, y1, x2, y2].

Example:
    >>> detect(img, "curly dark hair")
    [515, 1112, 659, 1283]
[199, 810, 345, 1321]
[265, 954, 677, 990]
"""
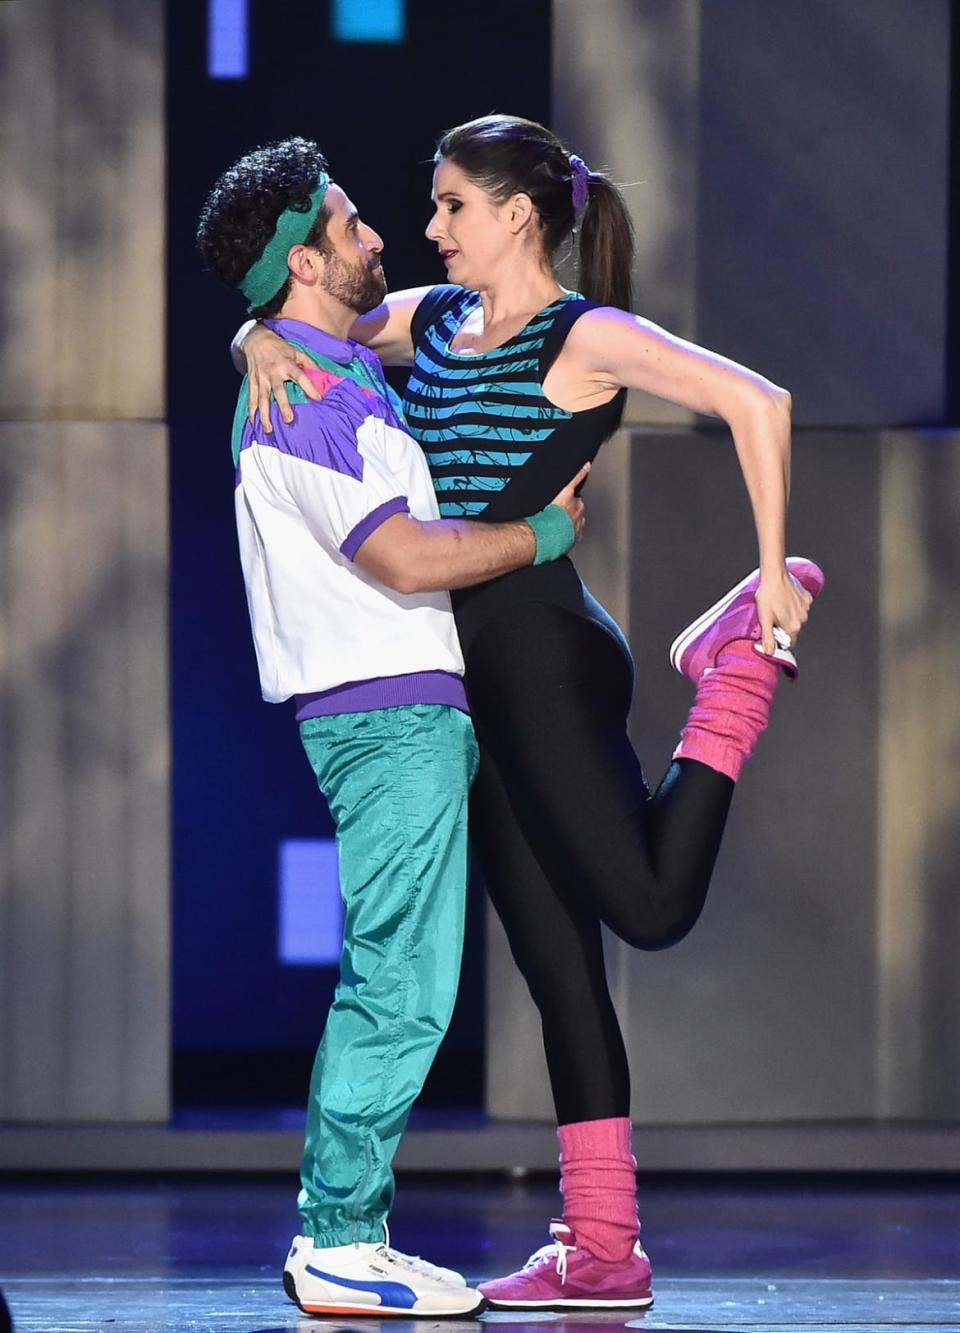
[197, 137, 332, 317]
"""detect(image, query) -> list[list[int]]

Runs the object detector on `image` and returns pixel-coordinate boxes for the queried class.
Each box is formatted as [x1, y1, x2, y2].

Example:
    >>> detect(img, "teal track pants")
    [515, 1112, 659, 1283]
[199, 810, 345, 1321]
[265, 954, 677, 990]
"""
[297, 704, 478, 1246]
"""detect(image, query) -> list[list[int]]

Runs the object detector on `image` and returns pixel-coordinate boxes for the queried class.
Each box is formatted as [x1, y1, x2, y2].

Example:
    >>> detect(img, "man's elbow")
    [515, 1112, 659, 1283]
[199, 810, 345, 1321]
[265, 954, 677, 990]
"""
[387, 565, 426, 595]
[356, 548, 427, 594]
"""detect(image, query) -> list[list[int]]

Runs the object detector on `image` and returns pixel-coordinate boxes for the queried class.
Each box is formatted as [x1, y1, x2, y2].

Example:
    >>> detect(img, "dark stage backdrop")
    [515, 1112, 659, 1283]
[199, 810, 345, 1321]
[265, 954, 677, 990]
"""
[167, 0, 551, 1105]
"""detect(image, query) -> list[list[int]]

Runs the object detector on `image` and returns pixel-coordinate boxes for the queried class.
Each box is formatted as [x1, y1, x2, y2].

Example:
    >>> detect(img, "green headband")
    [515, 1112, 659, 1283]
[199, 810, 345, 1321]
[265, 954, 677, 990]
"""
[239, 173, 330, 308]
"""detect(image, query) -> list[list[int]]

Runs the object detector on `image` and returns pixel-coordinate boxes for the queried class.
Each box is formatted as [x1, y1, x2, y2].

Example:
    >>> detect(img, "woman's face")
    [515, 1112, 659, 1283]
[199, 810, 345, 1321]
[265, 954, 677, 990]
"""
[425, 157, 514, 289]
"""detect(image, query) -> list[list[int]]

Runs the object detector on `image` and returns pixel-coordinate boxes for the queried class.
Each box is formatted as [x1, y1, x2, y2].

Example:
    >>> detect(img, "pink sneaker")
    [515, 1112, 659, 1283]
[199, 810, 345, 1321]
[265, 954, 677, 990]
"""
[669, 556, 825, 684]
[479, 1221, 654, 1310]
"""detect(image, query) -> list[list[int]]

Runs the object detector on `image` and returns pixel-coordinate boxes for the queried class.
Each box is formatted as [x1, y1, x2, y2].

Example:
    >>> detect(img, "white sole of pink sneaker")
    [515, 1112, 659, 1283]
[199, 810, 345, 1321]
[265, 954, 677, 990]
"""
[668, 567, 760, 674]
[484, 1293, 654, 1310]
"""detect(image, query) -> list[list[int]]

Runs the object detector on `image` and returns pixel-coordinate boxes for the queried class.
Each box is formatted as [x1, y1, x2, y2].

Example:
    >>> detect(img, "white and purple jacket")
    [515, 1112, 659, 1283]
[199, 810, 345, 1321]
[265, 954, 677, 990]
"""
[232, 318, 466, 718]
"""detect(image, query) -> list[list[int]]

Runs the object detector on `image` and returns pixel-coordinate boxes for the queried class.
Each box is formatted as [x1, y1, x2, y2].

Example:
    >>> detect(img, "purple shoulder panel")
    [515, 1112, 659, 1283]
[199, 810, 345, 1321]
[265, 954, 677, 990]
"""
[255, 397, 365, 481]
[237, 376, 403, 485]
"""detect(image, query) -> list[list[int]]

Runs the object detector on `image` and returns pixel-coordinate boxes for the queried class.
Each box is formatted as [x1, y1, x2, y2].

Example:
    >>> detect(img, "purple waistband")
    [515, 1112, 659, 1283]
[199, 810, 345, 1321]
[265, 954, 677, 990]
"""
[295, 670, 469, 721]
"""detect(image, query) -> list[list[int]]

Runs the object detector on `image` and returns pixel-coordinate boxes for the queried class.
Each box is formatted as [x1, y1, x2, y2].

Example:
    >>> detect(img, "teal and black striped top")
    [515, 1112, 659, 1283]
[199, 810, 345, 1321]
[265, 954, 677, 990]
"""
[404, 284, 628, 651]
[404, 286, 610, 520]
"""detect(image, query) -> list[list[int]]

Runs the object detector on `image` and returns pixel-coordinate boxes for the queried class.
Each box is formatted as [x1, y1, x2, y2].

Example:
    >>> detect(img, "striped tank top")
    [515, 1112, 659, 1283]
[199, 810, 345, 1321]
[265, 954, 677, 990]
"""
[405, 285, 623, 521]
[404, 285, 629, 656]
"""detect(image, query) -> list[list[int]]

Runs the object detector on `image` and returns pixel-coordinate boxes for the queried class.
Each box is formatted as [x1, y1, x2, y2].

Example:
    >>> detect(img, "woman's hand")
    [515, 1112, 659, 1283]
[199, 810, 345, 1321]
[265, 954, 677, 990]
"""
[242, 325, 321, 431]
[755, 565, 813, 655]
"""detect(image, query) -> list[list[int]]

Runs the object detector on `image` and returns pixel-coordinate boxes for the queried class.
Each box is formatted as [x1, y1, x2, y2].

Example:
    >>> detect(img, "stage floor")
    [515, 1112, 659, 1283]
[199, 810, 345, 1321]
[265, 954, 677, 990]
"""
[1, 1175, 957, 1332]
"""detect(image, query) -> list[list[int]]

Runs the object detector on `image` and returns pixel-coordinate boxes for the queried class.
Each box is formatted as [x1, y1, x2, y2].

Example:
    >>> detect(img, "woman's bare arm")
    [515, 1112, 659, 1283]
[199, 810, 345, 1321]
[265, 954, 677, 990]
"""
[348, 286, 434, 363]
[562, 308, 811, 652]
[233, 286, 434, 430]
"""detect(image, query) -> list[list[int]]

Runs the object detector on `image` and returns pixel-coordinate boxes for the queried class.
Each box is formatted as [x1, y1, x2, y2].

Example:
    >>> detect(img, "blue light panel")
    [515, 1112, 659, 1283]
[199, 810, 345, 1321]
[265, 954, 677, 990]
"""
[208, 0, 249, 79]
[333, 0, 405, 43]
[278, 838, 343, 965]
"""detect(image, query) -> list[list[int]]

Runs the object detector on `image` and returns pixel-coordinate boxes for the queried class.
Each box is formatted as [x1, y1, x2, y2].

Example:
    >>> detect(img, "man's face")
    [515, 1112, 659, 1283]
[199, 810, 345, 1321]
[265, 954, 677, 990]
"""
[317, 183, 387, 314]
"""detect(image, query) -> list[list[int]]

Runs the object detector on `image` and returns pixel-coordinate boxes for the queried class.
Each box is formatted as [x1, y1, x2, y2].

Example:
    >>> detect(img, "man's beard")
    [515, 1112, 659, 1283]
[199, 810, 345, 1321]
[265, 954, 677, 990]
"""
[322, 252, 387, 314]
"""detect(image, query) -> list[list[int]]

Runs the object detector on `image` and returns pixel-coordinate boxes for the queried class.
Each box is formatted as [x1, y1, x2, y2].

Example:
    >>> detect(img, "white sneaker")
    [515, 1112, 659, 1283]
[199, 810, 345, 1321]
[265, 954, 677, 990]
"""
[380, 1221, 467, 1287]
[283, 1234, 484, 1316]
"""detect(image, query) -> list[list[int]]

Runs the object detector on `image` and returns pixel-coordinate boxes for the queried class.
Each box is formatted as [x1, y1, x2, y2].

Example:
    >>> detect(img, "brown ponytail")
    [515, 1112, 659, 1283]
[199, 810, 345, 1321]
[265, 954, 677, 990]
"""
[436, 114, 635, 312]
[579, 173, 635, 312]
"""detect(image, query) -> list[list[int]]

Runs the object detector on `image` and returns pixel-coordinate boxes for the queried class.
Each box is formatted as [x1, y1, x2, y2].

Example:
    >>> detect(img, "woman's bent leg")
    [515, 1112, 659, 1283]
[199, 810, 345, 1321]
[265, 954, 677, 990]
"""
[466, 603, 735, 949]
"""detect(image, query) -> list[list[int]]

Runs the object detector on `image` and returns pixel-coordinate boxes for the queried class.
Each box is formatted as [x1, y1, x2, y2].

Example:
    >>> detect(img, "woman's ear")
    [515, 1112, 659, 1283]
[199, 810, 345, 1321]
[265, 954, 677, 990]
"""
[507, 192, 536, 235]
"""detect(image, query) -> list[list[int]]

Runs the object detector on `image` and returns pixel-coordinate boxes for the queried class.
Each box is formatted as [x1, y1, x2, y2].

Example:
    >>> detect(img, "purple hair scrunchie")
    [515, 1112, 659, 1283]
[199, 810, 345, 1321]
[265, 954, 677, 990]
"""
[569, 154, 591, 211]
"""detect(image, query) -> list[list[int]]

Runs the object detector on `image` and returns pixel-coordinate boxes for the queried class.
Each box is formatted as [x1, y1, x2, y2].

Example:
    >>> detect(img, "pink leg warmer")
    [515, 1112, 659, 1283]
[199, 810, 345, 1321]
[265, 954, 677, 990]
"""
[558, 1117, 639, 1262]
[673, 638, 779, 782]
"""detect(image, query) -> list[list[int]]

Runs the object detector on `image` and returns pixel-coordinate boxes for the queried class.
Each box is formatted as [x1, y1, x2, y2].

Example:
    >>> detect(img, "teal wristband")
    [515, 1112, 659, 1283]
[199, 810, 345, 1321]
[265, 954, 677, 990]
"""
[525, 503, 576, 565]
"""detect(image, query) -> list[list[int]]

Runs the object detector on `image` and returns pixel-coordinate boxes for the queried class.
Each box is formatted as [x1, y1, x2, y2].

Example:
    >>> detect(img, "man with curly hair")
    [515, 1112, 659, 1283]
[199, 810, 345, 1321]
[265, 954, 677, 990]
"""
[196, 138, 586, 1319]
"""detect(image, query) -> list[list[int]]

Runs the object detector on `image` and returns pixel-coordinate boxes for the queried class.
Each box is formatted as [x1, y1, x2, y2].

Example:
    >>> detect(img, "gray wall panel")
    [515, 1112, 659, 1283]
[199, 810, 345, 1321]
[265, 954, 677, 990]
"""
[698, 1, 949, 426]
[553, 0, 700, 426]
[0, 0, 167, 1124]
[0, 0, 165, 421]
[877, 434, 960, 1119]
[550, 0, 950, 429]
[622, 429, 880, 1123]
[0, 424, 170, 1121]
[1, 438, 72, 1116]
[487, 428, 960, 1125]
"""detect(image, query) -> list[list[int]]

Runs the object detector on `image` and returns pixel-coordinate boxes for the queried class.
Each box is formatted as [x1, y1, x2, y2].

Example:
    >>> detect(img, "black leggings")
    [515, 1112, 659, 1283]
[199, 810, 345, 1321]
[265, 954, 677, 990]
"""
[465, 602, 734, 1124]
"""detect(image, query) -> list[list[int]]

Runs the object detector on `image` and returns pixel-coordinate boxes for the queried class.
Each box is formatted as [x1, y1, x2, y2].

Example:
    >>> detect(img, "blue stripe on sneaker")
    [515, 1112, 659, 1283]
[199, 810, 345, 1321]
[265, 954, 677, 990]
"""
[304, 1265, 418, 1309]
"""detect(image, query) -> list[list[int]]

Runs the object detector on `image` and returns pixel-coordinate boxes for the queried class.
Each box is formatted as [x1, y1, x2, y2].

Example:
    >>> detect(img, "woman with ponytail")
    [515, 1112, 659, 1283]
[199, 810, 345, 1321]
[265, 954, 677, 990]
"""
[236, 114, 823, 1309]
